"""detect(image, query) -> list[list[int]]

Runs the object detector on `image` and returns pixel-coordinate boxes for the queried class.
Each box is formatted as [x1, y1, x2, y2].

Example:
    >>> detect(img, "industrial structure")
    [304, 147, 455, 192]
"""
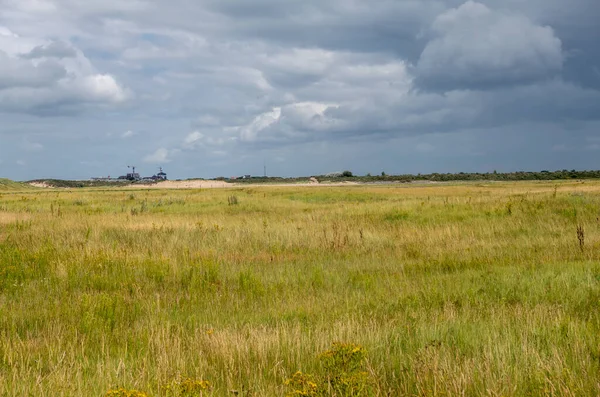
[120, 165, 140, 181]
[92, 166, 167, 182]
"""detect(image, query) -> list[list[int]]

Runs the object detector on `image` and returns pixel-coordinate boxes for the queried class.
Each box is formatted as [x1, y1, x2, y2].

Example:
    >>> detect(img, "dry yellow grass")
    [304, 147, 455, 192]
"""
[0, 180, 599, 395]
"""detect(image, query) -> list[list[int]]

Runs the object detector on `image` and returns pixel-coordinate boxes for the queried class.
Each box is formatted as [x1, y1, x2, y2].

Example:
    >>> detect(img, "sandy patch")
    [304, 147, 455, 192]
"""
[134, 180, 231, 189]
[29, 182, 53, 188]
[136, 180, 364, 189]
[240, 181, 361, 187]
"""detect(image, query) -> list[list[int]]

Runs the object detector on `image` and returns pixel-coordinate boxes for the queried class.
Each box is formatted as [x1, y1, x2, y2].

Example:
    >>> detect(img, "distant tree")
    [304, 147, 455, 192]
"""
[381, 171, 386, 177]
[342, 170, 353, 177]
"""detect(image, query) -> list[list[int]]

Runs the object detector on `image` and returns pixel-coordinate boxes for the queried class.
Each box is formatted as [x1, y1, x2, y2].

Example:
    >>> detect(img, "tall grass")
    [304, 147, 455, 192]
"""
[0, 181, 599, 395]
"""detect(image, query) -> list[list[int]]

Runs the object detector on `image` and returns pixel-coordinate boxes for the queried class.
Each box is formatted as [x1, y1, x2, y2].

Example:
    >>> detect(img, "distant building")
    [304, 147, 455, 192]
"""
[153, 167, 167, 181]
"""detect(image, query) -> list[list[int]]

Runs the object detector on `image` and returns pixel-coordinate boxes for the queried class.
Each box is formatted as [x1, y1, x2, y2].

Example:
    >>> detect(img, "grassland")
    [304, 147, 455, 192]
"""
[0, 179, 34, 191]
[0, 180, 599, 396]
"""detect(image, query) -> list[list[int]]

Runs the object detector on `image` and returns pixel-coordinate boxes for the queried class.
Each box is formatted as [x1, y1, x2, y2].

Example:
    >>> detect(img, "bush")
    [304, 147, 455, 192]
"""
[285, 372, 319, 396]
[163, 378, 211, 396]
[285, 343, 373, 396]
[105, 389, 148, 397]
[342, 171, 353, 177]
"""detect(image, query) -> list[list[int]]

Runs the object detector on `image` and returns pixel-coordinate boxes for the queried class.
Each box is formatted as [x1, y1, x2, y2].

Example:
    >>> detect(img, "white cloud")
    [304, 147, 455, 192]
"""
[182, 131, 211, 149]
[239, 107, 282, 142]
[235, 102, 345, 143]
[184, 131, 204, 145]
[143, 148, 173, 163]
[76, 74, 129, 103]
[0, 27, 18, 37]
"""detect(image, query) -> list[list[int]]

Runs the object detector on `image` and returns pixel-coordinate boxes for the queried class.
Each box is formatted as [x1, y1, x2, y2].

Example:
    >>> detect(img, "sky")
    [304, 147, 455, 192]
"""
[0, 0, 599, 180]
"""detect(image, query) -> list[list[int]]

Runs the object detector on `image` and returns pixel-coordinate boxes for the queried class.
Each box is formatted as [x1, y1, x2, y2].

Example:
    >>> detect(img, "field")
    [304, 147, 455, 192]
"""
[0, 181, 599, 396]
[0, 179, 34, 191]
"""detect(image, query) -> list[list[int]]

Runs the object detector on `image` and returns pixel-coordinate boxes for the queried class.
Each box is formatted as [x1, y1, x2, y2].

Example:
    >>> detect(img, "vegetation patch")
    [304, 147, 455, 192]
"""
[0, 181, 599, 395]
[285, 343, 373, 396]
[0, 178, 35, 191]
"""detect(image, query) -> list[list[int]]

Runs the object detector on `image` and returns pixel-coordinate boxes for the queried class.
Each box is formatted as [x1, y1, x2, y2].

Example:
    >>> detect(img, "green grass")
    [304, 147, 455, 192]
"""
[0, 181, 599, 395]
[0, 178, 35, 191]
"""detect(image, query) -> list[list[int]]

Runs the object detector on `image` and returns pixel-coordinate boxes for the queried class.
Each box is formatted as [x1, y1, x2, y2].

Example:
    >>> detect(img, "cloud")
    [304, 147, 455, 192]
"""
[77, 74, 129, 103]
[20, 40, 77, 59]
[183, 131, 204, 147]
[121, 130, 136, 138]
[0, 0, 600, 180]
[201, 0, 443, 59]
[0, 26, 129, 115]
[143, 147, 173, 163]
[0, 50, 66, 89]
[239, 107, 281, 142]
[227, 77, 600, 147]
[415, 1, 563, 91]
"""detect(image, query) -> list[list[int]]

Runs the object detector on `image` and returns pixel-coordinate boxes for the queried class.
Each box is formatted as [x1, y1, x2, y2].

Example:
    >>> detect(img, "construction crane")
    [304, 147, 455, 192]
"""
[125, 165, 140, 181]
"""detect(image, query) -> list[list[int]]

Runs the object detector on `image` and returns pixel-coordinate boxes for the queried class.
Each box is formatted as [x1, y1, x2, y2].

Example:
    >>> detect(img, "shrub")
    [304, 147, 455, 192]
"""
[163, 378, 211, 396]
[105, 389, 148, 397]
[320, 343, 371, 396]
[285, 343, 373, 397]
[285, 371, 319, 396]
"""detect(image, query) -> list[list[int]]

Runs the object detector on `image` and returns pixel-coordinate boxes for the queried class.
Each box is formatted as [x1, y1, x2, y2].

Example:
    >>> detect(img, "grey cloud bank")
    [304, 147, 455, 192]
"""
[415, 2, 563, 91]
[0, 0, 599, 180]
